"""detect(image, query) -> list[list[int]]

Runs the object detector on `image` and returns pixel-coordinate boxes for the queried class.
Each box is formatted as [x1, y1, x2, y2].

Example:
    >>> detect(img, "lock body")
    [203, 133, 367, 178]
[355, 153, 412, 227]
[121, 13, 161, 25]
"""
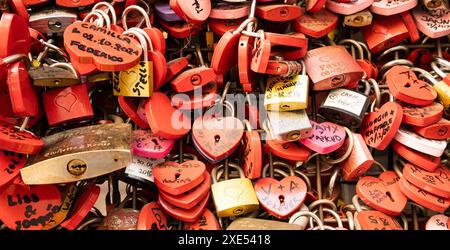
[211, 178, 259, 217]
[362, 15, 409, 53]
[265, 74, 309, 111]
[319, 88, 370, 128]
[266, 110, 312, 141]
[304, 46, 364, 91]
[338, 133, 374, 181]
[29, 66, 79, 87]
[43, 83, 94, 126]
[29, 8, 77, 34]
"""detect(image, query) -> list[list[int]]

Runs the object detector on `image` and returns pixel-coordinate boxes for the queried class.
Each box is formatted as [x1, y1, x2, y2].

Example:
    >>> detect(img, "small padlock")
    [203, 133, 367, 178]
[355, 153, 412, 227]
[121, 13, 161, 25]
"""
[211, 162, 259, 218]
[264, 61, 309, 111]
[293, 7, 338, 39]
[370, 0, 418, 16]
[412, 5, 450, 38]
[318, 78, 372, 128]
[362, 14, 409, 53]
[154, 1, 183, 22]
[392, 140, 441, 172]
[337, 131, 374, 181]
[265, 109, 312, 141]
[343, 10, 373, 27]
[326, 0, 374, 15]
[304, 45, 364, 91]
[394, 128, 447, 157]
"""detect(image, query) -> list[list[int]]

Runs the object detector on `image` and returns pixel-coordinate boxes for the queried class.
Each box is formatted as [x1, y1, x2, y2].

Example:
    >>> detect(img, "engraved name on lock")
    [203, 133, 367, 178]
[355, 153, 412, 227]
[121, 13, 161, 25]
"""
[266, 110, 312, 141]
[20, 123, 132, 185]
[265, 74, 309, 111]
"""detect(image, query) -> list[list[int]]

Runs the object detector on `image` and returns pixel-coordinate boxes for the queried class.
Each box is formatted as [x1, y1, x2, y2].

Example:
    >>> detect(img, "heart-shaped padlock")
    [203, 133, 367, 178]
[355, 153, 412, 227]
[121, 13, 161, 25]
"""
[426, 214, 449, 230]
[60, 184, 100, 230]
[0, 150, 27, 188]
[412, 118, 450, 140]
[131, 130, 175, 159]
[0, 123, 44, 155]
[299, 121, 346, 154]
[370, 0, 418, 16]
[0, 182, 62, 230]
[118, 96, 149, 129]
[400, 102, 444, 127]
[153, 160, 206, 195]
[394, 128, 446, 157]
[402, 164, 450, 199]
[0, 13, 31, 58]
[386, 66, 437, 106]
[392, 140, 440, 172]
[183, 209, 221, 230]
[356, 171, 407, 216]
[7, 61, 38, 118]
[159, 171, 210, 210]
[242, 122, 262, 179]
[137, 202, 169, 230]
[412, 5, 450, 38]
[265, 137, 312, 162]
[360, 101, 403, 150]
[171, 82, 218, 110]
[158, 192, 210, 223]
[356, 210, 403, 230]
[293, 8, 338, 39]
[192, 115, 244, 163]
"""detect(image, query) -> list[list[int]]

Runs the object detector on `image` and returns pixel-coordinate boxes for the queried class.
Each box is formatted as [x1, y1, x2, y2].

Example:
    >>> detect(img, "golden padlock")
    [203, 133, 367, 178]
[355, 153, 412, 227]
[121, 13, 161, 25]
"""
[264, 60, 309, 111]
[211, 162, 259, 218]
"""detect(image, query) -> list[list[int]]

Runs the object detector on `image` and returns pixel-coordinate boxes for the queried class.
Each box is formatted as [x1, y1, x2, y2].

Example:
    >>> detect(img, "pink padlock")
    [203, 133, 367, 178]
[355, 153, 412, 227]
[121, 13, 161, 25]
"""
[326, 0, 374, 15]
[370, 0, 418, 16]
[412, 5, 450, 38]
[131, 130, 175, 159]
[299, 121, 346, 154]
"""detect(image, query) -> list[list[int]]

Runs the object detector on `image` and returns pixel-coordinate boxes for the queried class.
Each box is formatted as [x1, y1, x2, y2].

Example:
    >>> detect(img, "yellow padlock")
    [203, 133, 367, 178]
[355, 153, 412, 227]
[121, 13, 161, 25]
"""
[113, 29, 153, 97]
[211, 162, 259, 218]
[264, 61, 309, 111]
[421, 61, 450, 114]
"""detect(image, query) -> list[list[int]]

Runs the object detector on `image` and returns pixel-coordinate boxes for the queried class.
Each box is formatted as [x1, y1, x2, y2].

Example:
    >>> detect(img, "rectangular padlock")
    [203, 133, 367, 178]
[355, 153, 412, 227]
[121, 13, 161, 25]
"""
[338, 132, 374, 181]
[227, 218, 303, 230]
[264, 73, 309, 111]
[266, 109, 312, 141]
[20, 123, 132, 185]
[29, 65, 80, 87]
[304, 45, 364, 91]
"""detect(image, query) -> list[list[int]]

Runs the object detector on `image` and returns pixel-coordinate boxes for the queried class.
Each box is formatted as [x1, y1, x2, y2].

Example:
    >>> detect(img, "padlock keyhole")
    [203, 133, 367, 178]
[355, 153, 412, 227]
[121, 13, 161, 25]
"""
[278, 195, 285, 204]
[152, 138, 159, 145]
[404, 83, 411, 88]
[175, 173, 181, 180]
[214, 135, 221, 144]
[386, 191, 395, 202]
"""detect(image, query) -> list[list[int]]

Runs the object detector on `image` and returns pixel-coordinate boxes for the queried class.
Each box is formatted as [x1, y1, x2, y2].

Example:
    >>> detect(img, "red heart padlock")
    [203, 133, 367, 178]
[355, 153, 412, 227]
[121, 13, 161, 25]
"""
[356, 210, 403, 230]
[0, 150, 26, 187]
[360, 102, 403, 150]
[118, 96, 149, 129]
[400, 102, 444, 127]
[7, 61, 38, 117]
[307, 0, 328, 12]
[242, 129, 262, 179]
[386, 65, 437, 106]
[159, 171, 210, 209]
[144, 92, 191, 139]
[400, 11, 421, 44]
[153, 160, 206, 195]
[392, 140, 441, 172]
[64, 21, 142, 71]
[131, 130, 175, 159]
[56, 0, 96, 7]
[293, 8, 338, 39]
[158, 20, 202, 39]
[0, 183, 62, 230]
[208, 18, 244, 36]
[210, 2, 250, 19]
[402, 164, 450, 199]
[361, 15, 409, 53]
[183, 209, 221, 230]
[412, 118, 450, 140]
[211, 30, 241, 74]
[299, 121, 346, 154]
[398, 177, 450, 213]
[169, 0, 211, 24]
[192, 116, 244, 162]
[356, 171, 407, 216]
[326, 0, 374, 15]
[8, 0, 30, 23]
[0, 123, 44, 154]
[0, 13, 30, 58]
[158, 192, 209, 223]
[60, 184, 100, 230]
[412, 5, 450, 38]
[255, 176, 307, 219]
[42, 83, 94, 126]
[370, 0, 418, 16]
[137, 202, 169, 230]
[426, 214, 450, 230]
[238, 35, 257, 88]
[265, 138, 312, 161]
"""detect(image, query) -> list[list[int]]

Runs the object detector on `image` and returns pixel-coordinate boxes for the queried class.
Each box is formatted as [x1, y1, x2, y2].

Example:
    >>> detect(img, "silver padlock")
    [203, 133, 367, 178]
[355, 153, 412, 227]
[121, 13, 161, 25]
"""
[29, 8, 77, 34]
[265, 109, 312, 141]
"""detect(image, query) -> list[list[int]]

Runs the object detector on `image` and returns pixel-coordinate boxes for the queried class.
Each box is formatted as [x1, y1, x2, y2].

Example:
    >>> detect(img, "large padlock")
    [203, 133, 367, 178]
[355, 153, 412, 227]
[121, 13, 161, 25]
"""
[211, 162, 259, 218]
[362, 14, 409, 53]
[304, 45, 364, 91]
[29, 7, 77, 35]
[318, 78, 372, 128]
[264, 61, 309, 111]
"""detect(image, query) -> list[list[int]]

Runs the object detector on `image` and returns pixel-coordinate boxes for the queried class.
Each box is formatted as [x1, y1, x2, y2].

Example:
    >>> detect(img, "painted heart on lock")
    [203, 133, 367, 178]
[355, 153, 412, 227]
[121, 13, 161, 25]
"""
[255, 176, 307, 219]
[55, 92, 78, 113]
[356, 171, 407, 216]
[118, 70, 139, 92]
[299, 121, 346, 154]
[153, 160, 206, 196]
[192, 116, 244, 162]
[360, 102, 403, 150]
[131, 130, 175, 159]
[0, 183, 62, 230]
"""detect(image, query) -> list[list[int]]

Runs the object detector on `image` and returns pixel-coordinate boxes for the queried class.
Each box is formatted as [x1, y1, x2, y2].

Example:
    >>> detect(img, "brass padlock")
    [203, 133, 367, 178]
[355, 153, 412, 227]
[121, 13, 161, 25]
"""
[343, 10, 373, 27]
[29, 63, 80, 87]
[20, 123, 132, 185]
[211, 162, 259, 218]
[265, 109, 312, 141]
[29, 7, 77, 34]
[264, 61, 309, 111]
[318, 78, 373, 128]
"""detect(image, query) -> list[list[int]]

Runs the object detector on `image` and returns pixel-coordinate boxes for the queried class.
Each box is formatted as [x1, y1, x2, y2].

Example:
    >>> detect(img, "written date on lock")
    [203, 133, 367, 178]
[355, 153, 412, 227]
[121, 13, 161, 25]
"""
[178, 234, 271, 247]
